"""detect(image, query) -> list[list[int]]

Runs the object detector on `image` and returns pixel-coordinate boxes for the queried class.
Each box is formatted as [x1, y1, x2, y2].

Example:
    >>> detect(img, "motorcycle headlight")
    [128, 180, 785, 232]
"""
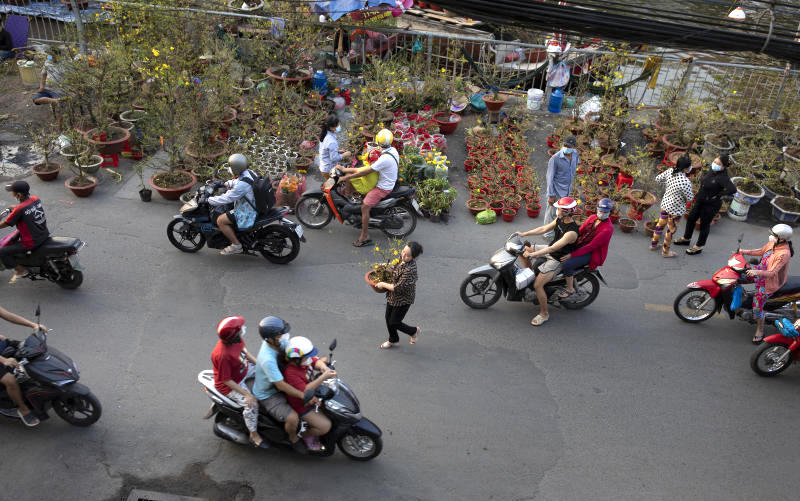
[727, 257, 745, 271]
[715, 278, 737, 287]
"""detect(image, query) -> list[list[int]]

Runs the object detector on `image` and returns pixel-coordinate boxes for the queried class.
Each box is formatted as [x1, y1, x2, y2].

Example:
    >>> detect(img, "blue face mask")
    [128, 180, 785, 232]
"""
[335, 125, 342, 133]
[711, 162, 723, 172]
[561, 147, 575, 155]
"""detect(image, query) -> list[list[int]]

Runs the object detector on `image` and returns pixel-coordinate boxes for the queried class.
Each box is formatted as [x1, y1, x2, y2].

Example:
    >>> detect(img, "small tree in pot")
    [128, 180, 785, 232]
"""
[28, 123, 62, 181]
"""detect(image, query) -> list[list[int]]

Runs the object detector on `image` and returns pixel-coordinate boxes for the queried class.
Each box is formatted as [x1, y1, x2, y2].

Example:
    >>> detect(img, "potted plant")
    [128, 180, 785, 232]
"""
[133, 160, 152, 202]
[28, 123, 62, 181]
[770, 196, 800, 224]
[65, 153, 101, 197]
[362, 239, 406, 293]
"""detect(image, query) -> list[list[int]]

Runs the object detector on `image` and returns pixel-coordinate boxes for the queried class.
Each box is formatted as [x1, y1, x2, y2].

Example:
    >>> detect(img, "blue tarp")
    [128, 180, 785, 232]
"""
[0, 1, 105, 23]
[312, 0, 392, 22]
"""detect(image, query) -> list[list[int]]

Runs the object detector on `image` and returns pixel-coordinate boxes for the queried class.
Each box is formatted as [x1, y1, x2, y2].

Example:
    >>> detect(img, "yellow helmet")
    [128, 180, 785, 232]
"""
[375, 129, 394, 148]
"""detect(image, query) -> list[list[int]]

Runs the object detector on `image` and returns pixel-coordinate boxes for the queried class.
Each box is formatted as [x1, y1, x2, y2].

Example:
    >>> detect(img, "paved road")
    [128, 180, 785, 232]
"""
[0, 116, 798, 501]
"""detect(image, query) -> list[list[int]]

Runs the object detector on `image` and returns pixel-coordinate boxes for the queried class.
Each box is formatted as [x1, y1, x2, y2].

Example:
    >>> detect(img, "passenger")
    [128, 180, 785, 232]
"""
[558, 198, 615, 299]
[208, 153, 258, 256]
[318, 114, 352, 183]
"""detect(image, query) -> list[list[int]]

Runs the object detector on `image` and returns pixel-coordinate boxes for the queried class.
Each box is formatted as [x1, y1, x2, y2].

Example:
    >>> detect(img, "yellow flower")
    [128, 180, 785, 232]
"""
[152, 48, 160, 57]
[375, 246, 380, 251]
[393, 250, 399, 255]
[170, 46, 175, 51]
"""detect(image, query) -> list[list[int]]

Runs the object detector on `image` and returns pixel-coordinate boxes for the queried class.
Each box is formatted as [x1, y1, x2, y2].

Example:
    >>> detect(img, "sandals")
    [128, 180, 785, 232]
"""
[379, 341, 396, 349]
[17, 410, 39, 427]
[8, 271, 29, 285]
[352, 239, 373, 248]
[557, 288, 576, 299]
[531, 314, 549, 326]
[686, 246, 704, 255]
[220, 244, 243, 255]
[752, 335, 764, 345]
[662, 251, 677, 258]
[410, 327, 420, 345]
[673, 238, 691, 246]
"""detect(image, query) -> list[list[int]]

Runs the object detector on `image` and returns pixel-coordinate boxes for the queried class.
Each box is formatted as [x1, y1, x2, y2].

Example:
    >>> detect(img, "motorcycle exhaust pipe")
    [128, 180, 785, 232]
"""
[213, 422, 249, 445]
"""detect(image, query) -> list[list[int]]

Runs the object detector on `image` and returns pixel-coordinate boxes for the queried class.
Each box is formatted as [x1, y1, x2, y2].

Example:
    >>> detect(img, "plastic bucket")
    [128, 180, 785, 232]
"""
[728, 197, 751, 221]
[17, 62, 41, 88]
[526, 88, 544, 110]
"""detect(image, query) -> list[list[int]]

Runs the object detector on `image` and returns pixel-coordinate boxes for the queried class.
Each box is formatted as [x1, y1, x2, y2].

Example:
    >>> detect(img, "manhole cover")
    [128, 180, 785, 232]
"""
[125, 489, 207, 501]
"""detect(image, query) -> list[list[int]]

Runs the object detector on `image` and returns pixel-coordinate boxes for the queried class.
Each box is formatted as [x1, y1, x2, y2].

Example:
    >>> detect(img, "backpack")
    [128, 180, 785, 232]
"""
[241, 171, 276, 214]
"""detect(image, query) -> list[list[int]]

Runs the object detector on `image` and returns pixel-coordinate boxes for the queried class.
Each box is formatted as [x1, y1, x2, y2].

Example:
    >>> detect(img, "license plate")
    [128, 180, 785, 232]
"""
[68, 254, 82, 271]
[411, 199, 420, 211]
[294, 225, 304, 239]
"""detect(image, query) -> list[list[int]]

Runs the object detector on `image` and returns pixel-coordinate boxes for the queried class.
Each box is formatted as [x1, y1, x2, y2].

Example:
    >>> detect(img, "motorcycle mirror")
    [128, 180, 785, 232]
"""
[329, 339, 337, 352]
[35, 304, 40, 318]
[737, 233, 744, 245]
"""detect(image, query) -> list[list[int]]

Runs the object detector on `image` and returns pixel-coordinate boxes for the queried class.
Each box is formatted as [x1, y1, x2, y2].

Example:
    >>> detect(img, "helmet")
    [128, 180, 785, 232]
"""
[228, 153, 248, 176]
[367, 148, 381, 163]
[553, 197, 577, 211]
[217, 316, 245, 343]
[285, 336, 317, 359]
[258, 316, 290, 340]
[597, 198, 615, 212]
[375, 129, 394, 148]
[771, 224, 792, 240]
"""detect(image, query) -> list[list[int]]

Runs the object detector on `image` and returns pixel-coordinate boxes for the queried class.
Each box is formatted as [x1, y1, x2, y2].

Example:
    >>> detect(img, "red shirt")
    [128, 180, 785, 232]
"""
[5, 196, 49, 249]
[570, 215, 613, 269]
[211, 340, 248, 395]
[284, 357, 319, 414]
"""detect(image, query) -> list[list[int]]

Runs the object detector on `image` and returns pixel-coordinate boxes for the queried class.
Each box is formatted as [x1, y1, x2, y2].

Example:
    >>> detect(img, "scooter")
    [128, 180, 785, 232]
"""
[0, 208, 85, 289]
[750, 318, 800, 377]
[0, 306, 101, 426]
[673, 235, 800, 324]
[166, 181, 304, 264]
[294, 167, 421, 239]
[197, 339, 383, 461]
[459, 233, 605, 310]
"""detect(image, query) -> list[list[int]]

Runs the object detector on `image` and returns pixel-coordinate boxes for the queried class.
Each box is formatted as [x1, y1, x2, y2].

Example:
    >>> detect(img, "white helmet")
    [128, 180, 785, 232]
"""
[228, 153, 248, 176]
[771, 224, 793, 240]
[285, 336, 317, 359]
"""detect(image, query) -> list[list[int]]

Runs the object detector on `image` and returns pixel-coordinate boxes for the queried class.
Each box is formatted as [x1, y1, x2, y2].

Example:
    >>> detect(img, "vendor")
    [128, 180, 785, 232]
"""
[33, 49, 64, 106]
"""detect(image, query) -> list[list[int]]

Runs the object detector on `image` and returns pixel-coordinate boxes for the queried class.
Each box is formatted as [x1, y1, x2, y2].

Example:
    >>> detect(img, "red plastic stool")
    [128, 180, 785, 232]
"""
[616, 172, 633, 190]
[100, 153, 119, 168]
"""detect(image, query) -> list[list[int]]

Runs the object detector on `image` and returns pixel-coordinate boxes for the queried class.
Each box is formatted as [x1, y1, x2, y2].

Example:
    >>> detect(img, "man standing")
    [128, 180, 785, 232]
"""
[544, 135, 579, 238]
[0, 181, 50, 284]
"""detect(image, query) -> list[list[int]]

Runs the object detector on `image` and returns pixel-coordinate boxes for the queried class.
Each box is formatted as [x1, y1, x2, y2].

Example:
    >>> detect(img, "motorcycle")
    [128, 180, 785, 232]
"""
[750, 318, 800, 377]
[0, 307, 101, 426]
[166, 182, 304, 264]
[673, 236, 800, 324]
[294, 167, 421, 239]
[0, 208, 85, 289]
[197, 339, 383, 461]
[459, 234, 605, 310]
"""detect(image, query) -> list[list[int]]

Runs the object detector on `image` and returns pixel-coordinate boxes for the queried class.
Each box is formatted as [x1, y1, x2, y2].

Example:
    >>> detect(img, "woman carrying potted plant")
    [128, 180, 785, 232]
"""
[649, 156, 694, 258]
[673, 155, 736, 255]
[318, 114, 351, 183]
[374, 241, 423, 350]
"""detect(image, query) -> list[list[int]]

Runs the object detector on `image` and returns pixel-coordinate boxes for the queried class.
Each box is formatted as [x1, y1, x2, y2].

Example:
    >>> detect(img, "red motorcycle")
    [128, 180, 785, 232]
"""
[673, 238, 800, 325]
[750, 318, 800, 376]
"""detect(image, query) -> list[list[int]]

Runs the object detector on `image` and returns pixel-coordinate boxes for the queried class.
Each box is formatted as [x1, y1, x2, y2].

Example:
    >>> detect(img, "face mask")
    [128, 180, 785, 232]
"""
[769, 235, 778, 243]
[711, 162, 723, 172]
[561, 147, 574, 155]
[335, 125, 342, 133]
[279, 333, 290, 344]
[597, 211, 610, 220]
[301, 358, 313, 367]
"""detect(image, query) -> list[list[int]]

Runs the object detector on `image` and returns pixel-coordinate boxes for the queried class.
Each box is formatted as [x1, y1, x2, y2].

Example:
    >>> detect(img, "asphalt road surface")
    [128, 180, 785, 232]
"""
[1, 118, 798, 501]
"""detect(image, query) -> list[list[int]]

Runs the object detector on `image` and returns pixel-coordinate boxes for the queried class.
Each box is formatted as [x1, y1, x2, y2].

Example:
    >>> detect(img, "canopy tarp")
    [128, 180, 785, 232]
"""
[312, 0, 411, 22]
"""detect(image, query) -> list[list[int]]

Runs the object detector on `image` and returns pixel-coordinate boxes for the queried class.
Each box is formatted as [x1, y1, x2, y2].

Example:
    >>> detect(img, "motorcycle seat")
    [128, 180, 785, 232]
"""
[775, 277, 800, 296]
[390, 184, 413, 197]
[32, 237, 82, 254]
[197, 369, 242, 409]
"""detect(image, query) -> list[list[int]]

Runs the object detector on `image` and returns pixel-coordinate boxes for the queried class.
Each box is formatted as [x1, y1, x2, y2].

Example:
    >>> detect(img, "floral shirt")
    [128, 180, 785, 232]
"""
[387, 259, 418, 306]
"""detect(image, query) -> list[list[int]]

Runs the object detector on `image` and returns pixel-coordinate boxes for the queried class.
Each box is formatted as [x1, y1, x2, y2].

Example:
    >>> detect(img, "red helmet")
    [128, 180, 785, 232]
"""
[553, 196, 577, 212]
[217, 316, 245, 343]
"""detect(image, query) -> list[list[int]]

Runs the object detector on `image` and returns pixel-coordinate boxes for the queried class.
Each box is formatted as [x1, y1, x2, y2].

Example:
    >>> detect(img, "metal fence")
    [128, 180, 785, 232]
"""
[6, 1, 798, 116]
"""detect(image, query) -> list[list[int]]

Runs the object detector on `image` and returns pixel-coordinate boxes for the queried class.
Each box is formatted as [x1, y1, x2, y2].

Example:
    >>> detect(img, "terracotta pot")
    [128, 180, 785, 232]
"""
[266, 66, 312, 87]
[527, 203, 541, 218]
[32, 162, 62, 181]
[644, 220, 657, 238]
[662, 133, 689, 154]
[466, 199, 488, 216]
[364, 270, 388, 294]
[482, 94, 507, 112]
[489, 200, 504, 216]
[65, 175, 98, 197]
[149, 171, 197, 201]
[185, 140, 228, 162]
[619, 218, 636, 233]
[85, 126, 131, 156]
[432, 112, 461, 135]
[501, 209, 516, 222]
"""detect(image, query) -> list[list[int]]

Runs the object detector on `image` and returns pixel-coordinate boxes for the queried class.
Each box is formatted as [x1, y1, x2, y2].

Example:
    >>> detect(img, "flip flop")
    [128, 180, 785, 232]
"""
[8, 272, 29, 285]
[531, 314, 549, 326]
[410, 327, 420, 344]
[662, 251, 677, 258]
[557, 288, 576, 299]
[686, 246, 703, 255]
[673, 238, 691, 246]
[752, 336, 764, 345]
[353, 239, 373, 248]
[379, 341, 396, 349]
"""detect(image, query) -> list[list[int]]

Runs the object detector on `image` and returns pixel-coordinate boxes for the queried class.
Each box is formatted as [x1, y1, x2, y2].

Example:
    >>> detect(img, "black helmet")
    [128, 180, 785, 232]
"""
[258, 316, 290, 340]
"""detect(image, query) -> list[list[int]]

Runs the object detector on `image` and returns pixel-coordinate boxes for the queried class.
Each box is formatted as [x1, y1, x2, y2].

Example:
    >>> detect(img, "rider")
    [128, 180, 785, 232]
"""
[283, 336, 335, 451]
[339, 129, 399, 248]
[0, 181, 50, 284]
[251, 316, 303, 448]
[211, 316, 267, 448]
[0, 306, 46, 427]
[558, 198, 615, 299]
[515, 197, 580, 326]
[208, 154, 258, 256]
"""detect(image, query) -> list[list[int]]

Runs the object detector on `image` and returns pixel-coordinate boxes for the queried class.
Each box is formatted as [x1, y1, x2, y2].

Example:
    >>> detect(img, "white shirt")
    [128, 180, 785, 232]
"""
[370, 147, 399, 191]
[318, 131, 341, 174]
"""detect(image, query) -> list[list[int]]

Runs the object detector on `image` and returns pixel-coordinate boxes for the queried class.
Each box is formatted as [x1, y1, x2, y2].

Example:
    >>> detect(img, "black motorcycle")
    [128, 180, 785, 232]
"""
[197, 339, 383, 461]
[294, 167, 420, 239]
[166, 182, 304, 264]
[0, 311, 101, 427]
[0, 208, 85, 289]
[459, 234, 606, 310]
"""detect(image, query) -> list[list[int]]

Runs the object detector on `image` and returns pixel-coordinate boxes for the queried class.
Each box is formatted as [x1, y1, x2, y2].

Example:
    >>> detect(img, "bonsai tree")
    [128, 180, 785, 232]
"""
[27, 123, 62, 174]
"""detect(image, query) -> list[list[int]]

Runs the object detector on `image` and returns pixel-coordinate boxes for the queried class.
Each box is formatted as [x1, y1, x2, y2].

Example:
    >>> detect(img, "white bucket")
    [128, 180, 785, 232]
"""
[527, 88, 544, 110]
[728, 197, 751, 221]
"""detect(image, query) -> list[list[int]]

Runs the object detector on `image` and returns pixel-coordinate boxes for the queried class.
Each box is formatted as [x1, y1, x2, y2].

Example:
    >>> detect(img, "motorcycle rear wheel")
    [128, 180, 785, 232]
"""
[381, 203, 417, 239]
[337, 430, 382, 461]
[52, 392, 102, 427]
[257, 225, 300, 264]
[295, 196, 333, 229]
[460, 273, 502, 309]
[674, 288, 716, 323]
[166, 219, 206, 253]
[561, 272, 600, 310]
[750, 343, 792, 377]
[57, 270, 83, 290]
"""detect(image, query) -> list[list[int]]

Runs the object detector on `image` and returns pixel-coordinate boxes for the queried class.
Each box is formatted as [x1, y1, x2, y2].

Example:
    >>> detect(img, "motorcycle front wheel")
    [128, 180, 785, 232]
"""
[52, 392, 102, 427]
[257, 225, 300, 264]
[460, 273, 502, 309]
[561, 272, 600, 310]
[166, 219, 206, 252]
[750, 343, 793, 377]
[380, 203, 417, 239]
[337, 430, 383, 461]
[673, 288, 717, 323]
[295, 196, 333, 229]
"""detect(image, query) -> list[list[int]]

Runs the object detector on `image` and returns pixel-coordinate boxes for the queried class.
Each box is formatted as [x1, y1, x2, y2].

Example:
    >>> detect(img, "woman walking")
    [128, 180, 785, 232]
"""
[650, 155, 694, 258]
[375, 241, 423, 349]
[742, 224, 793, 344]
[318, 114, 351, 182]
[673, 154, 736, 255]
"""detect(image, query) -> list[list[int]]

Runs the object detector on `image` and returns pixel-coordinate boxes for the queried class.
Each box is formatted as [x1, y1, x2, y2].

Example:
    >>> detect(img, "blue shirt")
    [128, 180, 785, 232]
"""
[545, 149, 579, 198]
[253, 340, 286, 400]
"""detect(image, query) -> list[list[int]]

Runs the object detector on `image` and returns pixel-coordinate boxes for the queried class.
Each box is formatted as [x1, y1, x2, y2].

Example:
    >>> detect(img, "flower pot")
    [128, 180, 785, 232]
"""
[149, 171, 197, 201]
[661, 133, 689, 154]
[466, 199, 488, 216]
[731, 177, 765, 205]
[432, 112, 461, 135]
[32, 162, 61, 181]
[482, 94, 507, 112]
[527, 203, 542, 218]
[191, 166, 215, 183]
[702, 133, 734, 162]
[770, 196, 800, 224]
[364, 270, 388, 294]
[489, 200, 504, 216]
[609, 211, 620, 224]
[266, 66, 312, 87]
[119, 109, 146, 123]
[59, 143, 89, 160]
[619, 218, 636, 233]
[627, 190, 658, 219]
[75, 154, 104, 175]
[430, 213, 441, 223]
[501, 209, 516, 222]
[295, 156, 312, 172]
[644, 220, 657, 238]
[139, 188, 152, 202]
[185, 140, 228, 162]
[546, 135, 560, 148]
[65, 175, 98, 197]
[85, 126, 131, 156]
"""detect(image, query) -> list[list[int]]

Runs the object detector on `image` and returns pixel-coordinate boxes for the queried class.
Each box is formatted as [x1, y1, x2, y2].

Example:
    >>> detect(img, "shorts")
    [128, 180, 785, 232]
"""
[0, 362, 13, 379]
[224, 210, 239, 230]
[33, 89, 61, 102]
[363, 187, 391, 207]
[260, 392, 294, 422]
[536, 256, 562, 276]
